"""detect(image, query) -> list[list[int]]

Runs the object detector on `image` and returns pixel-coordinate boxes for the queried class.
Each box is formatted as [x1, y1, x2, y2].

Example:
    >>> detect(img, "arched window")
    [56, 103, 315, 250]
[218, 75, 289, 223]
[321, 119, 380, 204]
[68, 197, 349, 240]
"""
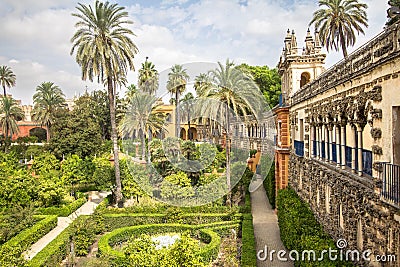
[300, 72, 311, 87]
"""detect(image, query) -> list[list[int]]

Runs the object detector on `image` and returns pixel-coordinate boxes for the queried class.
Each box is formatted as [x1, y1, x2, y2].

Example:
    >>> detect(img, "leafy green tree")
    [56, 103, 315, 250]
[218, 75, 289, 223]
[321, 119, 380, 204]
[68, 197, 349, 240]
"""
[74, 90, 111, 140]
[32, 82, 66, 141]
[161, 172, 194, 200]
[61, 155, 88, 197]
[0, 96, 24, 149]
[138, 58, 159, 95]
[0, 65, 16, 97]
[0, 171, 38, 208]
[49, 107, 103, 159]
[31, 152, 60, 176]
[92, 156, 114, 190]
[71, 0, 139, 204]
[120, 158, 145, 202]
[387, 0, 400, 26]
[167, 64, 189, 137]
[237, 64, 281, 108]
[309, 0, 368, 57]
[197, 59, 266, 206]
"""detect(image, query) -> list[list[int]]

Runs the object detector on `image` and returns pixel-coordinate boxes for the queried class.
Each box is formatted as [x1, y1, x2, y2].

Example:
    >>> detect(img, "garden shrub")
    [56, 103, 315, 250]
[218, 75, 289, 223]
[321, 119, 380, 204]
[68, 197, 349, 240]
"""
[277, 188, 353, 266]
[240, 214, 257, 267]
[98, 223, 221, 265]
[69, 216, 97, 256]
[0, 215, 57, 265]
[35, 196, 86, 217]
[264, 163, 275, 209]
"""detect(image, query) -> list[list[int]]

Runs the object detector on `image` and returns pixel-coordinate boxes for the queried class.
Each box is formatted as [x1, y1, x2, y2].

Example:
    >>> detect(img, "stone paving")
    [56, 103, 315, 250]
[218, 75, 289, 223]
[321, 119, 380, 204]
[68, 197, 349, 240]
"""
[24, 191, 109, 261]
[250, 178, 293, 267]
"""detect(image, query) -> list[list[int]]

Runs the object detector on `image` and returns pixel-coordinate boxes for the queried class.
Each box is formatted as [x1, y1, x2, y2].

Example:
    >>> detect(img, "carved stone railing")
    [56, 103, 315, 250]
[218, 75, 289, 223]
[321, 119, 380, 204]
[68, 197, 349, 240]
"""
[292, 24, 400, 105]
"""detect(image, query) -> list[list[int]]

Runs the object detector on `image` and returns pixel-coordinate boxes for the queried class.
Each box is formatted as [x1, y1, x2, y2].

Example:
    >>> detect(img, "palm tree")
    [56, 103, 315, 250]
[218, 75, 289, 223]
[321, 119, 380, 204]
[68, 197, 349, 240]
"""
[138, 57, 159, 95]
[119, 92, 167, 161]
[309, 0, 368, 58]
[32, 82, 66, 142]
[0, 66, 16, 97]
[0, 96, 24, 151]
[194, 73, 211, 96]
[70, 1, 138, 205]
[180, 92, 194, 140]
[387, 0, 400, 26]
[197, 59, 265, 206]
[167, 64, 189, 138]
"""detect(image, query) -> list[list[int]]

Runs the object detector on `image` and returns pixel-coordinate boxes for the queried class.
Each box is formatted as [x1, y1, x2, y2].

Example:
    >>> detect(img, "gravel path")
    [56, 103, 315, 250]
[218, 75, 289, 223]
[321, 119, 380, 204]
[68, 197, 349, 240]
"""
[250, 178, 293, 267]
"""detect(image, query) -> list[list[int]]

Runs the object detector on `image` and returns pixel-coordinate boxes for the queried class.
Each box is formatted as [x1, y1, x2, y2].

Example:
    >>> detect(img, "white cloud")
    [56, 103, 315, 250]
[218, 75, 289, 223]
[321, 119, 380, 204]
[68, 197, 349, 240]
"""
[0, 0, 389, 105]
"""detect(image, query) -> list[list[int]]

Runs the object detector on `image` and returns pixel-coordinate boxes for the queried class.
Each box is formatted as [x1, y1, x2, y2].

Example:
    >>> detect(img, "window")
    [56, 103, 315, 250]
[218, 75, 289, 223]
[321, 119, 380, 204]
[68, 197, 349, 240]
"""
[300, 72, 311, 87]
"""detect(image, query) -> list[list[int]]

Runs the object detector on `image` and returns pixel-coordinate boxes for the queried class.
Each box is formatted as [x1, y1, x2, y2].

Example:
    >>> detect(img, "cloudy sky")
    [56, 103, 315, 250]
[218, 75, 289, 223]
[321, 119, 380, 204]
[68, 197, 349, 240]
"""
[0, 0, 388, 105]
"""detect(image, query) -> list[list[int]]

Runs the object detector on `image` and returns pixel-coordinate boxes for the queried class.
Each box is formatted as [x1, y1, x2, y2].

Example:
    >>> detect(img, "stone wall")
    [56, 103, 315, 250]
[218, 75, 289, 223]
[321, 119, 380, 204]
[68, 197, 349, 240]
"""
[289, 154, 399, 266]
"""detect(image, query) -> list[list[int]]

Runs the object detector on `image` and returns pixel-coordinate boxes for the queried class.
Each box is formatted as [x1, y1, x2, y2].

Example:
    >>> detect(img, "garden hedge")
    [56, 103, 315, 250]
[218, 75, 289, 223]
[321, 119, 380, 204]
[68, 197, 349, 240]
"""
[277, 188, 353, 266]
[103, 213, 241, 231]
[240, 213, 257, 267]
[0, 215, 57, 266]
[98, 223, 222, 264]
[35, 197, 86, 217]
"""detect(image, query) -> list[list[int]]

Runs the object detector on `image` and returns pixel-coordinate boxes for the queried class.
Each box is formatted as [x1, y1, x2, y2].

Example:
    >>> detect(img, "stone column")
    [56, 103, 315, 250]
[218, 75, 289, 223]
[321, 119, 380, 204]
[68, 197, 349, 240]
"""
[351, 125, 357, 173]
[310, 125, 314, 158]
[357, 125, 363, 176]
[335, 124, 341, 168]
[324, 124, 329, 162]
[328, 125, 333, 163]
[341, 123, 346, 170]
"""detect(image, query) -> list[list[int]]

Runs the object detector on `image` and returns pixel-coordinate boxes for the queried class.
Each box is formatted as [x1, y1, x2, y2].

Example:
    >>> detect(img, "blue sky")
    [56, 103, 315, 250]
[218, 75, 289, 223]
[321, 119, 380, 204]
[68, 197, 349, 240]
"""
[0, 0, 388, 105]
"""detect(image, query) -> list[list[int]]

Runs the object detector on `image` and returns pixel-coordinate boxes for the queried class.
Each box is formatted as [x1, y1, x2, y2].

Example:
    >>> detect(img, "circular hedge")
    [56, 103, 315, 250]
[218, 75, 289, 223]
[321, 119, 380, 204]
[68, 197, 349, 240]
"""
[98, 223, 221, 264]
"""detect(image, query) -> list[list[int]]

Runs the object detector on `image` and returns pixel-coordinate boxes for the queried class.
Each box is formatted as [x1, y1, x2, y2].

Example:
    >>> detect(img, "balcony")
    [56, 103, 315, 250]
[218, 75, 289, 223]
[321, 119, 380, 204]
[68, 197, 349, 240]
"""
[380, 162, 400, 206]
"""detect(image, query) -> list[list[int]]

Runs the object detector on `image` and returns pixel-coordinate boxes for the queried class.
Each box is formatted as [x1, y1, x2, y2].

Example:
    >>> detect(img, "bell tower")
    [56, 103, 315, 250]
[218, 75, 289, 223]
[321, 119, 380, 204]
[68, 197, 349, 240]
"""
[278, 29, 326, 104]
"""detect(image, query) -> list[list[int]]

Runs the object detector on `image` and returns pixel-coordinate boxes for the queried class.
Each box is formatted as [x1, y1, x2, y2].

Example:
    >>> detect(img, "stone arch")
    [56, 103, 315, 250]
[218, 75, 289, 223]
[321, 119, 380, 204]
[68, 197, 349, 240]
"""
[300, 72, 311, 88]
[29, 127, 47, 142]
[188, 127, 197, 140]
[180, 128, 187, 140]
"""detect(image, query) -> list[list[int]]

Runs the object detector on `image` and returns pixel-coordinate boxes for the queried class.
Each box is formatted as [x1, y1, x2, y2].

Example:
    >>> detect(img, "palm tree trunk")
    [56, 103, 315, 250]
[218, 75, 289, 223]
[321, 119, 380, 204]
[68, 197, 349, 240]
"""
[46, 124, 51, 142]
[2, 85, 6, 98]
[187, 108, 191, 140]
[175, 89, 180, 138]
[141, 128, 145, 160]
[147, 128, 152, 163]
[107, 76, 123, 206]
[225, 105, 231, 207]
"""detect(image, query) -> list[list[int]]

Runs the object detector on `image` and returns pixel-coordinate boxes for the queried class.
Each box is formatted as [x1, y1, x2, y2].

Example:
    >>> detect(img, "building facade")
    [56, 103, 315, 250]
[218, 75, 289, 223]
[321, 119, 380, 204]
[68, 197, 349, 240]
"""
[276, 25, 400, 265]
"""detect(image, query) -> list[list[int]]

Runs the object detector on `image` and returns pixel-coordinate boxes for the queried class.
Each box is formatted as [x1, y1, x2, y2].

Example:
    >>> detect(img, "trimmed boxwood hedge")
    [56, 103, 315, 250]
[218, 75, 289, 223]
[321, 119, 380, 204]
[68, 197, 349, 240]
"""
[264, 163, 275, 209]
[240, 213, 257, 267]
[27, 224, 70, 267]
[98, 223, 222, 264]
[103, 213, 241, 231]
[0, 215, 57, 266]
[277, 188, 353, 266]
[35, 197, 86, 217]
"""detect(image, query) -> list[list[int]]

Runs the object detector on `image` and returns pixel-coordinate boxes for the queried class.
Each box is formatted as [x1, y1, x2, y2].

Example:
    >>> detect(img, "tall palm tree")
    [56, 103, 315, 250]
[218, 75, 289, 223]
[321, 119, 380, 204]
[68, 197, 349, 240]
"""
[197, 59, 265, 206]
[180, 92, 194, 140]
[0, 66, 16, 97]
[70, 1, 138, 205]
[119, 92, 167, 161]
[0, 96, 24, 151]
[32, 82, 66, 142]
[138, 57, 159, 95]
[194, 73, 211, 96]
[309, 0, 368, 58]
[167, 64, 189, 138]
